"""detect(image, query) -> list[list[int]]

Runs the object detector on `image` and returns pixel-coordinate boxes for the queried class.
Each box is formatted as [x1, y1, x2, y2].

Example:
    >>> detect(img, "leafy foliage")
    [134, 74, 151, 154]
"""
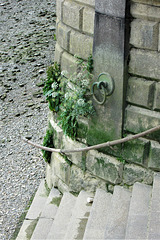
[43, 62, 61, 112]
[43, 56, 94, 140]
[42, 128, 54, 163]
[58, 59, 94, 139]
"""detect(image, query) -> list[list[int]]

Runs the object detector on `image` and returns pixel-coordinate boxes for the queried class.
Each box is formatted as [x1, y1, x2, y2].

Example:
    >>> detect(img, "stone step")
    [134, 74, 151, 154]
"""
[125, 182, 152, 240]
[64, 190, 94, 240]
[31, 188, 62, 240]
[104, 186, 131, 239]
[83, 188, 112, 240]
[148, 173, 160, 239]
[47, 191, 77, 239]
[16, 179, 48, 240]
[26, 179, 48, 220]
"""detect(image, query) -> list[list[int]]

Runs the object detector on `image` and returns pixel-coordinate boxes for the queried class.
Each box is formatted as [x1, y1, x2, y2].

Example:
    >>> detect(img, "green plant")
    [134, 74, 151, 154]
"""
[42, 128, 54, 163]
[43, 62, 61, 112]
[58, 64, 94, 139]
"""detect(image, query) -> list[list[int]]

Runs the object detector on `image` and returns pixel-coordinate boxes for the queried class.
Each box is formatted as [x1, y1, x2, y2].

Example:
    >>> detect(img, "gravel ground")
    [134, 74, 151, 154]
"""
[0, 0, 56, 239]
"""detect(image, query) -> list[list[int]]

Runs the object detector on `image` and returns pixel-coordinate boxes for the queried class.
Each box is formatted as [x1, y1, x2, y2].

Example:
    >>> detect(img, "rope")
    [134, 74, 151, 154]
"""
[22, 125, 160, 154]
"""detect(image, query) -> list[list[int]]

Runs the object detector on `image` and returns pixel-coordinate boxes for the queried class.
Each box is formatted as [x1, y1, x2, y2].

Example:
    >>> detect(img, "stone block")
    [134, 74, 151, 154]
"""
[52, 152, 71, 186]
[126, 77, 155, 109]
[54, 43, 63, 64]
[148, 141, 160, 170]
[131, 2, 160, 22]
[83, 7, 95, 35]
[154, 82, 160, 110]
[130, 19, 159, 50]
[70, 30, 93, 60]
[122, 136, 150, 166]
[125, 105, 160, 141]
[69, 165, 107, 193]
[86, 150, 123, 184]
[95, 0, 127, 18]
[132, 0, 160, 7]
[129, 48, 160, 81]
[62, 0, 83, 30]
[123, 163, 153, 185]
[46, 156, 59, 188]
[159, 23, 160, 51]
[62, 135, 87, 170]
[57, 178, 70, 193]
[49, 113, 63, 149]
[61, 51, 78, 76]
[75, 0, 95, 7]
[57, 22, 71, 51]
[56, 0, 64, 20]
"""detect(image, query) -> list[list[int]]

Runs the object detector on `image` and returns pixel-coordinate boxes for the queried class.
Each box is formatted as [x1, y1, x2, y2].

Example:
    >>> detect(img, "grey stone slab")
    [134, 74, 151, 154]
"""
[125, 182, 152, 239]
[95, 0, 127, 18]
[104, 186, 131, 239]
[64, 191, 94, 240]
[16, 219, 38, 240]
[40, 187, 61, 219]
[26, 179, 48, 220]
[89, 6, 129, 145]
[31, 218, 53, 240]
[148, 173, 160, 239]
[47, 192, 76, 239]
[25, 179, 48, 220]
[83, 189, 112, 240]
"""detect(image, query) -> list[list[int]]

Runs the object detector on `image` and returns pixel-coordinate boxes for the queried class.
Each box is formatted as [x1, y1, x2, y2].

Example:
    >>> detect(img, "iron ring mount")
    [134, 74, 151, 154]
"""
[91, 73, 115, 105]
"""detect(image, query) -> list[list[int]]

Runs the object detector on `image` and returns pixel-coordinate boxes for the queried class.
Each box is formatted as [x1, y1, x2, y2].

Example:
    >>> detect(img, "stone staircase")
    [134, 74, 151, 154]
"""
[16, 173, 160, 240]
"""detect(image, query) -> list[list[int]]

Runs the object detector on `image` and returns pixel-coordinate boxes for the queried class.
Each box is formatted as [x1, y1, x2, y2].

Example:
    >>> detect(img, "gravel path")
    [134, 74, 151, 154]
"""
[0, 1, 56, 239]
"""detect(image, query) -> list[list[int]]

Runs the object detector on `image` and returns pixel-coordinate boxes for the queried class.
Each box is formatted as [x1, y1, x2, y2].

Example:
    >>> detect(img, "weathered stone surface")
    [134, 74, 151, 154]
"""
[62, 135, 87, 170]
[130, 19, 159, 50]
[62, 0, 83, 30]
[159, 24, 160, 51]
[91, 1, 129, 143]
[16, 219, 38, 240]
[57, 178, 70, 193]
[122, 136, 150, 166]
[57, 22, 71, 51]
[126, 77, 155, 109]
[148, 141, 160, 170]
[83, 7, 95, 35]
[49, 113, 63, 149]
[76, 0, 95, 7]
[61, 51, 78, 75]
[56, 0, 64, 20]
[123, 164, 153, 185]
[54, 43, 63, 64]
[70, 30, 93, 60]
[69, 165, 107, 193]
[131, 2, 160, 21]
[132, 0, 160, 6]
[125, 105, 160, 141]
[154, 82, 160, 110]
[52, 152, 71, 186]
[95, 0, 127, 18]
[86, 150, 123, 184]
[125, 183, 152, 240]
[129, 48, 160, 81]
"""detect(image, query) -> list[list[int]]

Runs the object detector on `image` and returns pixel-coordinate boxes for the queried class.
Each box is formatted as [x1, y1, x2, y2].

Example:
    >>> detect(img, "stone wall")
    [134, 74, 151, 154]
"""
[46, 112, 154, 193]
[45, 0, 160, 192]
[55, 0, 95, 75]
[124, 0, 160, 171]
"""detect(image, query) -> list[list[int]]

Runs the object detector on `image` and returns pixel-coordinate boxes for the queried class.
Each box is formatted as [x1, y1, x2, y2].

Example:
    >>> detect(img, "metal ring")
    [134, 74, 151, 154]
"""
[92, 83, 106, 105]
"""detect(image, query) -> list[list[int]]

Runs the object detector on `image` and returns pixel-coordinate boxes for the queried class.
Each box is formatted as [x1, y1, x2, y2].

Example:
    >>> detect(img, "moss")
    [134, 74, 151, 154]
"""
[50, 197, 62, 207]
[42, 128, 54, 163]
[44, 180, 51, 197]
[26, 219, 38, 240]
